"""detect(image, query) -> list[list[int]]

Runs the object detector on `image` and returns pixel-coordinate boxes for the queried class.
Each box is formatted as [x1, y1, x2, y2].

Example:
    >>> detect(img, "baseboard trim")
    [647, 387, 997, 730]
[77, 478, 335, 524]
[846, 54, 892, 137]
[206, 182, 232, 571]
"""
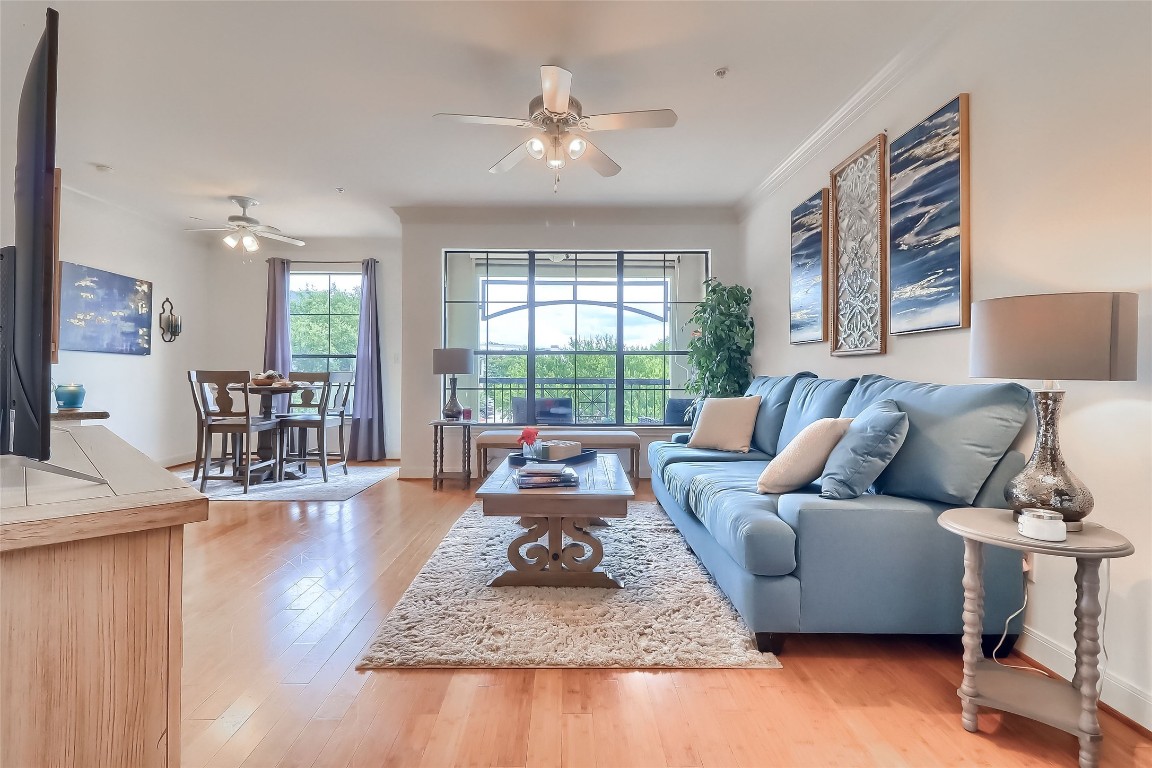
[1018, 626, 1151, 733]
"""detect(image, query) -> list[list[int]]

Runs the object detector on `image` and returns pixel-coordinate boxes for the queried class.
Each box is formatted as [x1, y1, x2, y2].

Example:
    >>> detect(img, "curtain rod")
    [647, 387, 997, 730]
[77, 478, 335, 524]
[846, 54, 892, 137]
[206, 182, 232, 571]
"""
[265, 258, 378, 265]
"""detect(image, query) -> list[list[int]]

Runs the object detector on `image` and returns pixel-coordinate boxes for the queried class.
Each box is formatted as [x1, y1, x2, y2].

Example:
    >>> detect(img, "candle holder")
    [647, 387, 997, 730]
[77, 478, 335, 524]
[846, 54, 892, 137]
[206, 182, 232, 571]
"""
[159, 297, 182, 342]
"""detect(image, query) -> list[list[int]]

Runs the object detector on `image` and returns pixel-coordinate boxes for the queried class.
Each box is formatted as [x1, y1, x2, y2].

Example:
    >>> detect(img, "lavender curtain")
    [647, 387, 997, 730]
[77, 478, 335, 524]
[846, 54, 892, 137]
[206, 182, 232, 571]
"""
[349, 259, 385, 459]
[264, 257, 292, 411]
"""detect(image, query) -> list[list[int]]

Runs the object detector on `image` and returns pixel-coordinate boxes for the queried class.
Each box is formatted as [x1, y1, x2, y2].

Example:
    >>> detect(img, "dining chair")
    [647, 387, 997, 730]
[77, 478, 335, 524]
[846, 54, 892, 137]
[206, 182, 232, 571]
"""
[191, 370, 281, 493]
[186, 371, 231, 481]
[277, 371, 354, 482]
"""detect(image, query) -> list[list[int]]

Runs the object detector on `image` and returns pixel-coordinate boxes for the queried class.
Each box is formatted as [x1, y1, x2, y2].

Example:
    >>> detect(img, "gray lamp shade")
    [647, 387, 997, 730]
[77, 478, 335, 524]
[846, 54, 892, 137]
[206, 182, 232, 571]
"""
[969, 292, 1138, 381]
[432, 347, 474, 375]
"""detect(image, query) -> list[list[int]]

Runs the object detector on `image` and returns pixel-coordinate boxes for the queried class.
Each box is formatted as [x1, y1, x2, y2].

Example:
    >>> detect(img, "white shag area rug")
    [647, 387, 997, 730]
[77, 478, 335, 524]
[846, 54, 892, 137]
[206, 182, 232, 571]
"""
[174, 464, 398, 501]
[359, 501, 781, 669]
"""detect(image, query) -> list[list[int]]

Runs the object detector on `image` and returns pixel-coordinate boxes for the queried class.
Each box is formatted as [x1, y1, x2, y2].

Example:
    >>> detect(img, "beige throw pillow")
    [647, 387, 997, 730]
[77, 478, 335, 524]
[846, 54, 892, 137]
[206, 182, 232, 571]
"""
[757, 417, 853, 494]
[687, 396, 763, 452]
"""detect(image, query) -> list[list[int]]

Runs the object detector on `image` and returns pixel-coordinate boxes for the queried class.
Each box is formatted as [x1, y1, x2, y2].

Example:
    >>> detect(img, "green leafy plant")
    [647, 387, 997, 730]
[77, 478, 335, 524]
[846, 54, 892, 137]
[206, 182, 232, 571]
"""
[685, 278, 755, 406]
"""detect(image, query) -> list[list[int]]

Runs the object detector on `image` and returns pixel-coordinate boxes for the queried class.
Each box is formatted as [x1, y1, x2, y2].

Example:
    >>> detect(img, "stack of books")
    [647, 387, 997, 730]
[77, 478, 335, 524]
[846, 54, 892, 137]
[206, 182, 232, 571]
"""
[515, 463, 580, 489]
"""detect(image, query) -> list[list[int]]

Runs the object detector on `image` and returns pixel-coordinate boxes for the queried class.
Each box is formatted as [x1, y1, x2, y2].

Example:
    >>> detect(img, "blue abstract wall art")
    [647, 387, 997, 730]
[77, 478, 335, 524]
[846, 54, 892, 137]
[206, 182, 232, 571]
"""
[789, 189, 828, 344]
[58, 262, 152, 355]
[889, 94, 970, 334]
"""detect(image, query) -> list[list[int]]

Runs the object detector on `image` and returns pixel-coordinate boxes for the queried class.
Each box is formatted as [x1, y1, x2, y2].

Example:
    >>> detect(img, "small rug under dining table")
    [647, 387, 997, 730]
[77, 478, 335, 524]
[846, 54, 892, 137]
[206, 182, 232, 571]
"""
[174, 464, 398, 501]
[358, 501, 781, 669]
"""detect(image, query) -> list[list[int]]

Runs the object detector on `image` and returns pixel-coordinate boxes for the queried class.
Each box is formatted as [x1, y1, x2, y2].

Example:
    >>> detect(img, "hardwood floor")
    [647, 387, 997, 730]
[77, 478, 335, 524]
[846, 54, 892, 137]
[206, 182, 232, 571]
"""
[181, 463, 1150, 767]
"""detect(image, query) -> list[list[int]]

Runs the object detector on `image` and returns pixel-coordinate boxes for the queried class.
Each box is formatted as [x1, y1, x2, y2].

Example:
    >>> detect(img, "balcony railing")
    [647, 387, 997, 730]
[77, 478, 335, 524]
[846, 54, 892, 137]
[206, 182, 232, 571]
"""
[455, 377, 692, 426]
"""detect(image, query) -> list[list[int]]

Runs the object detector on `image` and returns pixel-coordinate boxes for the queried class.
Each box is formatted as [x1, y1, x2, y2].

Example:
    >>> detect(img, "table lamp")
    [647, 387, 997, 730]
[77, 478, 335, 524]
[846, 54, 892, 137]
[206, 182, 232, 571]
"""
[969, 292, 1138, 529]
[433, 347, 474, 420]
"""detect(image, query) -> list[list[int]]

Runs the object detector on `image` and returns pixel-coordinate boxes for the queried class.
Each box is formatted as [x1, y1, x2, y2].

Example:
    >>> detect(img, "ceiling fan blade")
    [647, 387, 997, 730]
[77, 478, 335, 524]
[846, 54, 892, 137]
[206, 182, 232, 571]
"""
[434, 113, 532, 128]
[540, 65, 572, 114]
[580, 138, 621, 177]
[183, 227, 232, 232]
[489, 143, 531, 174]
[580, 109, 678, 132]
[255, 230, 306, 246]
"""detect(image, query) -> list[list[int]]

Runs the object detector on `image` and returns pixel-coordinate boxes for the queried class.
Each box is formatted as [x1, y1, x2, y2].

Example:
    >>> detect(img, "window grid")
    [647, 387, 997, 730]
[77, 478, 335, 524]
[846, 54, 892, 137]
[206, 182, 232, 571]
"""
[288, 272, 361, 407]
[443, 250, 706, 426]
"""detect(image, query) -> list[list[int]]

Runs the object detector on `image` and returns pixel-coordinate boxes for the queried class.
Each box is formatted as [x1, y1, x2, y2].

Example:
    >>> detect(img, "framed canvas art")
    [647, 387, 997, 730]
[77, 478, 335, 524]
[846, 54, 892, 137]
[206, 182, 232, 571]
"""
[789, 189, 828, 344]
[58, 262, 153, 355]
[829, 133, 887, 356]
[889, 94, 970, 334]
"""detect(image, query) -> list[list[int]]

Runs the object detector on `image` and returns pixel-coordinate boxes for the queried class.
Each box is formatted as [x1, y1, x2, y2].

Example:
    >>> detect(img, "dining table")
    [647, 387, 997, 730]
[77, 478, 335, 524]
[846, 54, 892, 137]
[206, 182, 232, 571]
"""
[228, 381, 322, 483]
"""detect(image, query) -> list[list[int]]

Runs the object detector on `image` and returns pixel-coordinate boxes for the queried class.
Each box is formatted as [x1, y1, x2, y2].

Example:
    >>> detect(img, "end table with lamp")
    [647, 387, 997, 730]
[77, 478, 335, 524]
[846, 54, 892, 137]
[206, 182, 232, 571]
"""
[430, 419, 476, 489]
[938, 508, 1133, 768]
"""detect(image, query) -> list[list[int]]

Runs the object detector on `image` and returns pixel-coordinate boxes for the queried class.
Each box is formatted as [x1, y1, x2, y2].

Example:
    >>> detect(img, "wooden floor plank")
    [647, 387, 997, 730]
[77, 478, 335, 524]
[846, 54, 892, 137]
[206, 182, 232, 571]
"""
[177, 462, 1152, 768]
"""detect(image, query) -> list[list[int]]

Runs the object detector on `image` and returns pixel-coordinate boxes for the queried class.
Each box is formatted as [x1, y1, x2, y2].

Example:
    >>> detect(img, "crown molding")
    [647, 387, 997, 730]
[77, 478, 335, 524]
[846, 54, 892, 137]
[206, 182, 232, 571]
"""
[737, 5, 967, 219]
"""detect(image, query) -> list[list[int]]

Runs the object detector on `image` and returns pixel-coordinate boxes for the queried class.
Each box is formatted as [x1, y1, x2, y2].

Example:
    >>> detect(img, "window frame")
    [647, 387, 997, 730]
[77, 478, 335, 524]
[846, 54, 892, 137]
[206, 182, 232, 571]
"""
[287, 269, 361, 389]
[443, 249, 709, 426]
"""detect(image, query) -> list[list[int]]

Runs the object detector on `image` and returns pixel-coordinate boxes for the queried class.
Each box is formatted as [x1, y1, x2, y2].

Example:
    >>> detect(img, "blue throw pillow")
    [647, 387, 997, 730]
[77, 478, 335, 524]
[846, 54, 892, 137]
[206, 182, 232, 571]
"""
[840, 374, 1030, 505]
[819, 399, 909, 499]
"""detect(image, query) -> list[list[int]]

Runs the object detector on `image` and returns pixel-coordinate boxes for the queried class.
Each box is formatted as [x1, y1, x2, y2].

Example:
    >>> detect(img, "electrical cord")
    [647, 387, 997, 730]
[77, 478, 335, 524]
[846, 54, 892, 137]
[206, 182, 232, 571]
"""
[991, 556, 1113, 690]
[993, 568, 1049, 675]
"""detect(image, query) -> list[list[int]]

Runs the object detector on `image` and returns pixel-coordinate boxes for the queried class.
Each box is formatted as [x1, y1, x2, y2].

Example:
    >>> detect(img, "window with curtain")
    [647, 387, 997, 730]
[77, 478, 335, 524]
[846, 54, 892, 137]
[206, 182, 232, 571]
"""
[288, 272, 361, 400]
[443, 250, 709, 426]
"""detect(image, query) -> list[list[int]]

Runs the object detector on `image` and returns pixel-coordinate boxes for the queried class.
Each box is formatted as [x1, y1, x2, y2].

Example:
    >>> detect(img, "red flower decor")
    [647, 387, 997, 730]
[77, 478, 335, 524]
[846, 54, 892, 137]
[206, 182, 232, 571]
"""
[517, 427, 540, 447]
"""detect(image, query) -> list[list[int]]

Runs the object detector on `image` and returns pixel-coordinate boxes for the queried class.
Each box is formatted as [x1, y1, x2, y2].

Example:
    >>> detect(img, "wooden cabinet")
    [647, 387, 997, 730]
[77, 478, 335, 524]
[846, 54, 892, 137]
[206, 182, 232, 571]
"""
[1, 426, 208, 767]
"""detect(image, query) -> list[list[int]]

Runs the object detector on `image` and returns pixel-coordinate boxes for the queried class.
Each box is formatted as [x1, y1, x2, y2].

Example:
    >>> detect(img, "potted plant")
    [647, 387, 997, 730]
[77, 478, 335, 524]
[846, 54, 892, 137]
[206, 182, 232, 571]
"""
[685, 278, 755, 416]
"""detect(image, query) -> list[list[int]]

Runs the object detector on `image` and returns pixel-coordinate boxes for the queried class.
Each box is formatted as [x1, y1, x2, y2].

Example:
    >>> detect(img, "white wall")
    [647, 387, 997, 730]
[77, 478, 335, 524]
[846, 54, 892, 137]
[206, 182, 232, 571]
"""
[737, 2, 1151, 727]
[47, 189, 211, 466]
[397, 206, 740, 479]
[203, 236, 404, 457]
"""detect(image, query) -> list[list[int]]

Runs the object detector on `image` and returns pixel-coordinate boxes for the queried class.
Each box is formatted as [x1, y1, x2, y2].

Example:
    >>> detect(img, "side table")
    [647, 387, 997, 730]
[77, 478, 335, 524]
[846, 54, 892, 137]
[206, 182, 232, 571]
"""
[431, 419, 476, 489]
[938, 508, 1134, 768]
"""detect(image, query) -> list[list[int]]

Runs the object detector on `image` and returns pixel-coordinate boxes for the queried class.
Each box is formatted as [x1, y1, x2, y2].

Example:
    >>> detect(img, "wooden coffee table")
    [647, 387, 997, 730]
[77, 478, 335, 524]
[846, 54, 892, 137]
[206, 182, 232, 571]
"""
[476, 454, 635, 588]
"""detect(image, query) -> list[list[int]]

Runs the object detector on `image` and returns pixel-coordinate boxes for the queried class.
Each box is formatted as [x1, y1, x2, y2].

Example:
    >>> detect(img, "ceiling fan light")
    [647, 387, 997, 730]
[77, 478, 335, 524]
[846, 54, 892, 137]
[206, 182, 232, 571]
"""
[223, 231, 241, 248]
[566, 136, 587, 159]
[241, 232, 260, 252]
[547, 143, 566, 170]
[525, 137, 546, 160]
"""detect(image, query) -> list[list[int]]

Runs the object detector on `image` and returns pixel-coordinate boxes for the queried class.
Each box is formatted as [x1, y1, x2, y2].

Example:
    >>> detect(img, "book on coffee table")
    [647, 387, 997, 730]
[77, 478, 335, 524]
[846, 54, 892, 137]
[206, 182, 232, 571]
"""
[514, 465, 579, 488]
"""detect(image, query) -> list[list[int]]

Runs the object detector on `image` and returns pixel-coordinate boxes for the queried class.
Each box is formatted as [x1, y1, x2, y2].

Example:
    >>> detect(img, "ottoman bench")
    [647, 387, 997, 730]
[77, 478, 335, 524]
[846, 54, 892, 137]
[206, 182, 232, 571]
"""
[475, 429, 641, 479]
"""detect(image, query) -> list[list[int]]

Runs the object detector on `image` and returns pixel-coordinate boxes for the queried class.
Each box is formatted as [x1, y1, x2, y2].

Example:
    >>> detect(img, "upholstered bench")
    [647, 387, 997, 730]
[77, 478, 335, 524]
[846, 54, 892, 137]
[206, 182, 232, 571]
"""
[475, 429, 641, 479]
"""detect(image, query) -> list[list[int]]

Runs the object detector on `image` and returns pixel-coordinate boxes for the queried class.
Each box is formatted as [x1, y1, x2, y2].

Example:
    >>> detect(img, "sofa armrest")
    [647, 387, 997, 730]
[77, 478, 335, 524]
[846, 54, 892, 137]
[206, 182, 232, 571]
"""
[671, 432, 691, 444]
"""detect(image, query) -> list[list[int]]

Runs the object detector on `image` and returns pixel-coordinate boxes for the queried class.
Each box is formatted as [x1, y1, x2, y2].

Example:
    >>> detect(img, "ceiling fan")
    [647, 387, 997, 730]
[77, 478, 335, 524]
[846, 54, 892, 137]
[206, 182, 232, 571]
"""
[185, 196, 305, 252]
[435, 65, 677, 186]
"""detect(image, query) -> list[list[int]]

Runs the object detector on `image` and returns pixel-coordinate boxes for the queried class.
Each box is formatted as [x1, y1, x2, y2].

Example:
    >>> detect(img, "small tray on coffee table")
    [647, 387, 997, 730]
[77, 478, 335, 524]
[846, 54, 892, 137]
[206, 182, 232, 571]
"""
[508, 449, 598, 467]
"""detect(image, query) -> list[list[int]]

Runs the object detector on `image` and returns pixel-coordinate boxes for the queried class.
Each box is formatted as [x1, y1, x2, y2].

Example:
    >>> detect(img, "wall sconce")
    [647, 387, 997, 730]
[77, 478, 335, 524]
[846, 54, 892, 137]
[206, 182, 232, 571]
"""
[159, 297, 182, 342]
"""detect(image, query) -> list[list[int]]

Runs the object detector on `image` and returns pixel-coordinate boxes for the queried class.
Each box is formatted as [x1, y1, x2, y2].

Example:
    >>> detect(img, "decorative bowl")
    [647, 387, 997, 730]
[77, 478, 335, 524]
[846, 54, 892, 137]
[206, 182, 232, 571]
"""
[251, 377, 275, 387]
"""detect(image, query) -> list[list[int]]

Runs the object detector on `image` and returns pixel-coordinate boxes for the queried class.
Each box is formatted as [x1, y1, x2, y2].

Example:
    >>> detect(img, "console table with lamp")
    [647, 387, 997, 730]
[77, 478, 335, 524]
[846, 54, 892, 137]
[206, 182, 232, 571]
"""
[431, 347, 475, 488]
[946, 291, 1139, 768]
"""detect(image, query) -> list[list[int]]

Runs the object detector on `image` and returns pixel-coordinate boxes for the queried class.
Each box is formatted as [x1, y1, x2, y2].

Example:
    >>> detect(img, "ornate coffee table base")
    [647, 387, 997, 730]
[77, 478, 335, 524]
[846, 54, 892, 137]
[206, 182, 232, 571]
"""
[488, 515, 623, 588]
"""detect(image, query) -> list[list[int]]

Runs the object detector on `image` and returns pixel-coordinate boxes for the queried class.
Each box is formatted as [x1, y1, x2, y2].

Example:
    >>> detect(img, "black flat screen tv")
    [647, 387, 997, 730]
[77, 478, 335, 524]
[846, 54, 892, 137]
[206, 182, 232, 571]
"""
[1, 8, 59, 461]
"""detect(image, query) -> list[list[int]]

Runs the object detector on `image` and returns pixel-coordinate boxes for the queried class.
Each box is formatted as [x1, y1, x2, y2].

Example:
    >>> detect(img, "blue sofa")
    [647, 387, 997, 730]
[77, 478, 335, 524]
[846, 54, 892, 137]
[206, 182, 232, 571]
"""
[648, 373, 1031, 654]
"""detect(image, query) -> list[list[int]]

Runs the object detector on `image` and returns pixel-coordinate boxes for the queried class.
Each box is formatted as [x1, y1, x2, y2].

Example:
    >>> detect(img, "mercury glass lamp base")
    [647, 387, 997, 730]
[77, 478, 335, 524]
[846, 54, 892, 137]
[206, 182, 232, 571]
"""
[442, 375, 463, 420]
[1005, 389, 1093, 527]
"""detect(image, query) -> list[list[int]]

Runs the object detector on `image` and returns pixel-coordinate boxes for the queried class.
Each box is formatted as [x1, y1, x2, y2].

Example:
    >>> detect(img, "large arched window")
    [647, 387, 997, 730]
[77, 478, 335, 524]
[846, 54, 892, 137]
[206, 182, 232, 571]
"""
[443, 251, 708, 426]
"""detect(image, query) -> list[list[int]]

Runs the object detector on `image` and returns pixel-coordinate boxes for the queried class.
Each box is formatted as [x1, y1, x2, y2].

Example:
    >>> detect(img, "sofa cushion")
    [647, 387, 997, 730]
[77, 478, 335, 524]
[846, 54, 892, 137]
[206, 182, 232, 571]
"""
[688, 396, 762, 452]
[776, 377, 858, 453]
[670, 462, 799, 577]
[745, 372, 816, 457]
[758, 418, 852, 494]
[819, 399, 909, 500]
[840, 374, 1031, 505]
[647, 441, 772, 482]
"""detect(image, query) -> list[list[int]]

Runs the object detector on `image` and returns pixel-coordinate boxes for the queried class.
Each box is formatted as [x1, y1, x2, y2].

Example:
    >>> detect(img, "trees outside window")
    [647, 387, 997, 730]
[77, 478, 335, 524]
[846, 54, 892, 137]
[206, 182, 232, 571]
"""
[289, 272, 360, 404]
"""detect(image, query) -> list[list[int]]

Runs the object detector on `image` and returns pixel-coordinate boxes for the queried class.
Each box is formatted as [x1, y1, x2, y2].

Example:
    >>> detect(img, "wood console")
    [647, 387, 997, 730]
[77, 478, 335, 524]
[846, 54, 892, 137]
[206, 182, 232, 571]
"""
[1, 426, 208, 767]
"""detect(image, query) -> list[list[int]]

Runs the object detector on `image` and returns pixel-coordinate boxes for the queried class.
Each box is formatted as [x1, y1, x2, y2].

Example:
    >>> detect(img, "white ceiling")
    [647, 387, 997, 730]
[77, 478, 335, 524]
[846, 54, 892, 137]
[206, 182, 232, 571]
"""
[1, 1, 953, 240]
